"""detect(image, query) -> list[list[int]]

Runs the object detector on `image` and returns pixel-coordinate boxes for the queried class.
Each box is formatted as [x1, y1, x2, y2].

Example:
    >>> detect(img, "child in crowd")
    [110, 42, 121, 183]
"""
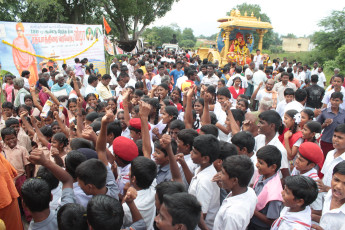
[214, 155, 257, 230]
[276, 88, 294, 118]
[301, 121, 322, 143]
[271, 175, 318, 229]
[249, 145, 283, 230]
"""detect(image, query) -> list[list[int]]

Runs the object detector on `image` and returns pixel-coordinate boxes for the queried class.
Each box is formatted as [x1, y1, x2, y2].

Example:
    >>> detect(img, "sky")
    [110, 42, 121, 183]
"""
[151, 0, 345, 37]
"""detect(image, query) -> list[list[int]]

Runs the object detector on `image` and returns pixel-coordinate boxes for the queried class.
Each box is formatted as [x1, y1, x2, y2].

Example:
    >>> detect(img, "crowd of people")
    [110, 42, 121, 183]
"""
[0, 49, 344, 230]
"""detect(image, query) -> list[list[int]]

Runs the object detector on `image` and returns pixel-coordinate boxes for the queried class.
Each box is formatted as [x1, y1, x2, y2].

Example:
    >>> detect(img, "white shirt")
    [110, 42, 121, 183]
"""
[73, 182, 92, 208]
[317, 72, 326, 88]
[255, 89, 279, 104]
[320, 190, 345, 230]
[322, 87, 345, 110]
[297, 71, 306, 83]
[116, 163, 131, 195]
[249, 153, 259, 186]
[127, 64, 136, 80]
[176, 75, 188, 89]
[253, 55, 263, 69]
[123, 180, 156, 230]
[226, 73, 248, 89]
[214, 102, 230, 141]
[121, 127, 131, 139]
[201, 74, 219, 86]
[311, 68, 318, 76]
[84, 84, 98, 97]
[188, 165, 220, 230]
[321, 149, 345, 187]
[254, 133, 289, 170]
[213, 188, 257, 230]
[126, 78, 137, 88]
[245, 68, 254, 84]
[271, 206, 312, 230]
[252, 70, 267, 91]
[151, 74, 163, 86]
[276, 100, 289, 118]
[284, 100, 305, 113]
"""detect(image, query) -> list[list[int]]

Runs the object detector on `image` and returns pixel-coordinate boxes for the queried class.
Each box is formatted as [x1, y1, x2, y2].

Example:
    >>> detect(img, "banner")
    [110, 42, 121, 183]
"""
[104, 35, 114, 55]
[0, 21, 106, 85]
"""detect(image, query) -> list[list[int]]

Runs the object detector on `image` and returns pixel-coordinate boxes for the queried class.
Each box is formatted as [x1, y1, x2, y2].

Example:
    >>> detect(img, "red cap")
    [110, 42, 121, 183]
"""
[299, 142, 324, 172]
[129, 118, 151, 131]
[112, 136, 139, 161]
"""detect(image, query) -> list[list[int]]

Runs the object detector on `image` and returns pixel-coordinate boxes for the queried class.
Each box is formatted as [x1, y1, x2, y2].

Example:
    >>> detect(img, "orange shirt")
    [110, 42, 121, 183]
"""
[144, 72, 156, 81]
[0, 153, 19, 209]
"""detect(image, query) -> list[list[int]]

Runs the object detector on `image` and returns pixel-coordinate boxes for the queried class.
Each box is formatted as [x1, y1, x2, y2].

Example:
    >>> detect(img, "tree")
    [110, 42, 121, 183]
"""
[229, 3, 282, 50]
[282, 33, 297, 39]
[102, 0, 179, 42]
[182, 28, 196, 42]
[312, 8, 345, 61]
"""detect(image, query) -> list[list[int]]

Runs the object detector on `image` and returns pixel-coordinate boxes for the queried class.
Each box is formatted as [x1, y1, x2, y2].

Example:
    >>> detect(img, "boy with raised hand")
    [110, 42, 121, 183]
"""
[271, 176, 318, 230]
[24, 148, 75, 230]
[214, 155, 257, 230]
[75, 105, 119, 200]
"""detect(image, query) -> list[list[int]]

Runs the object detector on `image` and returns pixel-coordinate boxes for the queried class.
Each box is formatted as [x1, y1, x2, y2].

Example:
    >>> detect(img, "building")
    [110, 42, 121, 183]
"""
[282, 38, 313, 52]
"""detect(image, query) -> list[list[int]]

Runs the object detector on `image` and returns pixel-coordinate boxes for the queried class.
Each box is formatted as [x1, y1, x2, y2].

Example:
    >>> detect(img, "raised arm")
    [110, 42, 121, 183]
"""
[19, 111, 35, 137]
[31, 115, 50, 148]
[123, 187, 144, 223]
[251, 82, 263, 100]
[42, 86, 60, 106]
[138, 101, 152, 159]
[184, 86, 196, 129]
[201, 92, 211, 125]
[30, 84, 43, 112]
[122, 89, 131, 128]
[29, 148, 73, 189]
[160, 134, 182, 183]
[53, 111, 69, 137]
[71, 73, 82, 98]
[96, 106, 115, 165]
[76, 97, 84, 138]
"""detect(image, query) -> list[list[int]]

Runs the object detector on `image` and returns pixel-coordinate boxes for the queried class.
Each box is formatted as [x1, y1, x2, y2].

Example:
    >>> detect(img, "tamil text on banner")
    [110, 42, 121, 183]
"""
[0, 21, 106, 84]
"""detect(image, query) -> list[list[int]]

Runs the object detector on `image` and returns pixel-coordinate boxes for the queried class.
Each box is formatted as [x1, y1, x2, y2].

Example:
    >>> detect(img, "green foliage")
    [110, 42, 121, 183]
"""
[198, 33, 217, 40]
[142, 25, 182, 47]
[182, 28, 196, 42]
[179, 40, 195, 48]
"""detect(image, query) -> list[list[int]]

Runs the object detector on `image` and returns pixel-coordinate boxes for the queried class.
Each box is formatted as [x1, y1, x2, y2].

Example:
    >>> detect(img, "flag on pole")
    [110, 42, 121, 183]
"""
[103, 16, 111, 34]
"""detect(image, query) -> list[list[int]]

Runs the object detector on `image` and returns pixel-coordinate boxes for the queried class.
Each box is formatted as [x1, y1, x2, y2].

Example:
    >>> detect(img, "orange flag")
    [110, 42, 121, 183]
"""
[103, 16, 111, 34]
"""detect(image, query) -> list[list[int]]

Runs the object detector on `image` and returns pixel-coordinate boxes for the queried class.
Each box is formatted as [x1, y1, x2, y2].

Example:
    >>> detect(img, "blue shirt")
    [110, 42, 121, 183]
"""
[169, 69, 184, 88]
[317, 108, 345, 143]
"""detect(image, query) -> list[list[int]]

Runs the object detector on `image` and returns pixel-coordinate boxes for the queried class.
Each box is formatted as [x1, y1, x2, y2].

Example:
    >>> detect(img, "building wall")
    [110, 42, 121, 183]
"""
[282, 38, 311, 52]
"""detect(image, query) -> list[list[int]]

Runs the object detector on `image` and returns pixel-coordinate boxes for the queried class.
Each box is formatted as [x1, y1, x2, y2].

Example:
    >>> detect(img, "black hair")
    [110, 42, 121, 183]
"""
[154, 139, 177, 157]
[40, 126, 53, 139]
[217, 87, 231, 99]
[162, 193, 201, 230]
[304, 121, 322, 143]
[65, 150, 87, 179]
[24, 94, 33, 102]
[218, 141, 238, 160]
[156, 181, 186, 204]
[36, 166, 59, 191]
[200, 124, 219, 137]
[134, 89, 144, 98]
[135, 139, 144, 157]
[85, 112, 99, 122]
[76, 159, 107, 189]
[85, 93, 98, 102]
[230, 109, 245, 127]
[237, 98, 249, 110]
[38, 78, 49, 88]
[170, 120, 185, 131]
[284, 88, 295, 96]
[5, 117, 19, 128]
[148, 98, 161, 125]
[334, 74, 344, 83]
[161, 106, 178, 134]
[294, 89, 307, 102]
[135, 81, 144, 89]
[256, 145, 281, 172]
[52, 132, 69, 147]
[57, 203, 88, 230]
[335, 123, 345, 134]
[222, 155, 253, 187]
[131, 156, 157, 189]
[301, 109, 314, 120]
[333, 161, 345, 175]
[209, 112, 218, 125]
[1, 127, 16, 140]
[67, 98, 77, 109]
[106, 121, 122, 139]
[102, 74, 111, 80]
[88, 75, 98, 85]
[21, 178, 51, 212]
[285, 109, 299, 134]
[177, 129, 199, 151]
[284, 176, 318, 208]
[259, 110, 282, 133]
[193, 134, 219, 163]
[330, 91, 343, 101]
[87, 195, 124, 230]
[231, 131, 255, 153]
[2, 101, 14, 109]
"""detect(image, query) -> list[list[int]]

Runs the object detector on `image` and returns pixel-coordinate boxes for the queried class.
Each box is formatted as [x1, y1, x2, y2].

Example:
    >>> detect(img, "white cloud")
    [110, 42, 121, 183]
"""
[151, 0, 345, 37]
